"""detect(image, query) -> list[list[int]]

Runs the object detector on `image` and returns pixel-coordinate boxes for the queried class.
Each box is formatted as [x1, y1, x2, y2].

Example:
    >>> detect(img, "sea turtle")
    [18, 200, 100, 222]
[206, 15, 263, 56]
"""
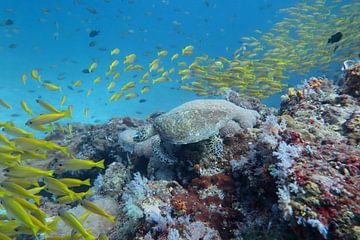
[134, 99, 260, 164]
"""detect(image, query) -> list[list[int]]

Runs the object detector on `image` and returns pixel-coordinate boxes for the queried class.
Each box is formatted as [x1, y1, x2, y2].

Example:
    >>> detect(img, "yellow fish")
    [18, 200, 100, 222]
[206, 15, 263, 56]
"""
[110, 48, 120, 55]
[107, 81, 116, 91]
[123, 54, 136, 64]
[178, 69, 191, 75]
[141, 86, 150, 94]
[157, 50, 168, 57]
[0, 152, 21, 167]
[0, 145, 23, 154]
[4, 165, 54, 178]
[59, 178, 91, 187]
[13, 196, 46, 221]
[181, 75, 191, 81]
[109, 92, 123, 102]
[2, 122, 34, 138]
[72, 80, 83, 87]
[56, 189, 92, 204]
[0, 98, 12, 109]
[86, 88, 93, 97]
[21, 73, 27, 85]
[169, 68, 175, 74]
[36, 99, 61, 113]
[42, 83, 62, 91]
[80, 200, 115, 223]
[88, 62, 97, 73]
[1, 182, 42, 204]
[121, 81, 135, 91]
[21, 150, 46, 160]
[84, 107, 89, 118]
[60, 95, 67, 107]
[125, 93, 138, 100]
[57, 159, 105, 171]
[139, 78, 149, 84]
[26, 105, 72, 125]
[0, 133, 15, 146]
[27, 123, 53, 132]
[93, 77, 102, 84]
[109, 60, 119, 70]
[0, 197, 39, 234]
[67, 124, 73, 136]
[143, 72, 150, 79]
[182, 45, 194, 56]
[20, 100, 33, 116]
[31, 69, 41, 81]
[43, 176, 76, 197]
[177, 61, 187, 67]
[113, 72, 121, 79]
[58, 209, 96, 240]
[105, 68, 116, 77]
[171, 53, 179, 61]
[152, 77, 170, 84]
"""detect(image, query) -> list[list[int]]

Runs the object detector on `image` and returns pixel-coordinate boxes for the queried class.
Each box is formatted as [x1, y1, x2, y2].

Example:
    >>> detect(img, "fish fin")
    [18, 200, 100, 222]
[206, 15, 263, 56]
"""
[107, 214, 115, 223]
[33, 195, 42, 205]
[47, 170, 55, 177]
[64, 105, 73, 119]
[96, 159, 105, 169]
[48, 216, 60, 232]
[83, 178, 91, 186]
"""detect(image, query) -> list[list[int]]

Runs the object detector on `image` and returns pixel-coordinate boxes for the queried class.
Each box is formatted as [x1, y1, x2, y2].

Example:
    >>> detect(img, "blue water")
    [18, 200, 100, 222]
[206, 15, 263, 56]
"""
[1, 0, 301, 129]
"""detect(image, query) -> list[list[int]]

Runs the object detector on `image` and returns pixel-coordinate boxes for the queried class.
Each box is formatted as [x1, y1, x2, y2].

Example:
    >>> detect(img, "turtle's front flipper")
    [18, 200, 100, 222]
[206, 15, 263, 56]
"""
[204, 135, 224, 158]
[152, 136, 177, 165]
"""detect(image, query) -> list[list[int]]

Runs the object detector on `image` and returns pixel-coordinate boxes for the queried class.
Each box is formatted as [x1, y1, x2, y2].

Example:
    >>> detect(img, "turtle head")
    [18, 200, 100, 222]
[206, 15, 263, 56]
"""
[134, 125, 156, 142]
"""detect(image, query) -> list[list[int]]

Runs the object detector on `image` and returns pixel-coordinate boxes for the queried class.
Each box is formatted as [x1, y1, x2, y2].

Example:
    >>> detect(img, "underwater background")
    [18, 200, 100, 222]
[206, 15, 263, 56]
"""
[0, 0, 360, 239]
[1, 0, 346, 125]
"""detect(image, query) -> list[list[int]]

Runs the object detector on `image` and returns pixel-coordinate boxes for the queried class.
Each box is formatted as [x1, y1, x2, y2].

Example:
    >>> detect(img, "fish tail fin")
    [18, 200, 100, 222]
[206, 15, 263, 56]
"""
[33, 195, 42, 205]
[64, 105, 73, 119]
[85, 188, 93, 196]
[96, 159, 105, 169]
[48, 216, 60, 232]
[59, 146, 70, 156]
[85, 231, 96, 240]
[83, 178, 91, 186]
[47, 169, 55, 177]
[48, 123, 54, 132]
[107, 214, 115, 223]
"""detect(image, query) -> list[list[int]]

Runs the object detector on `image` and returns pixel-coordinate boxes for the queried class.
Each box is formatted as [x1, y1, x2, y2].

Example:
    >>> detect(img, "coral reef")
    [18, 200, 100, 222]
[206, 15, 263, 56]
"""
[19, 60, 358, 239]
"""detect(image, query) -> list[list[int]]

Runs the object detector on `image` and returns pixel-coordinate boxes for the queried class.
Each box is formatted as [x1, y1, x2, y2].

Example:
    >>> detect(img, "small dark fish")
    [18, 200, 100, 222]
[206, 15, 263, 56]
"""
[77, 90, 84, 93]
[139, 99, 146, 103]
[328, 32, 343, 44]
[4, 19, 14, 26]
[89, 30, 100, 37]
[8, 43, 17, 49]
[98, 47, 107, 52]
[67, 86, 74, 90]
[10, 114, 20, 117]
[89, 41, 97, 47]
[82, 69, 90, 74]
[136, 111, 142, 114]
[28, 90, 36, 93]
[86, 7, 98, 14]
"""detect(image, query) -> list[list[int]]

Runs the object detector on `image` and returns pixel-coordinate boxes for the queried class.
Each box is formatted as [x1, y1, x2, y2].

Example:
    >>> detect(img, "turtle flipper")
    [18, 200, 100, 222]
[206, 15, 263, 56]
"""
[152, 136, 177, 165]
[205, 135, 224, 158]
